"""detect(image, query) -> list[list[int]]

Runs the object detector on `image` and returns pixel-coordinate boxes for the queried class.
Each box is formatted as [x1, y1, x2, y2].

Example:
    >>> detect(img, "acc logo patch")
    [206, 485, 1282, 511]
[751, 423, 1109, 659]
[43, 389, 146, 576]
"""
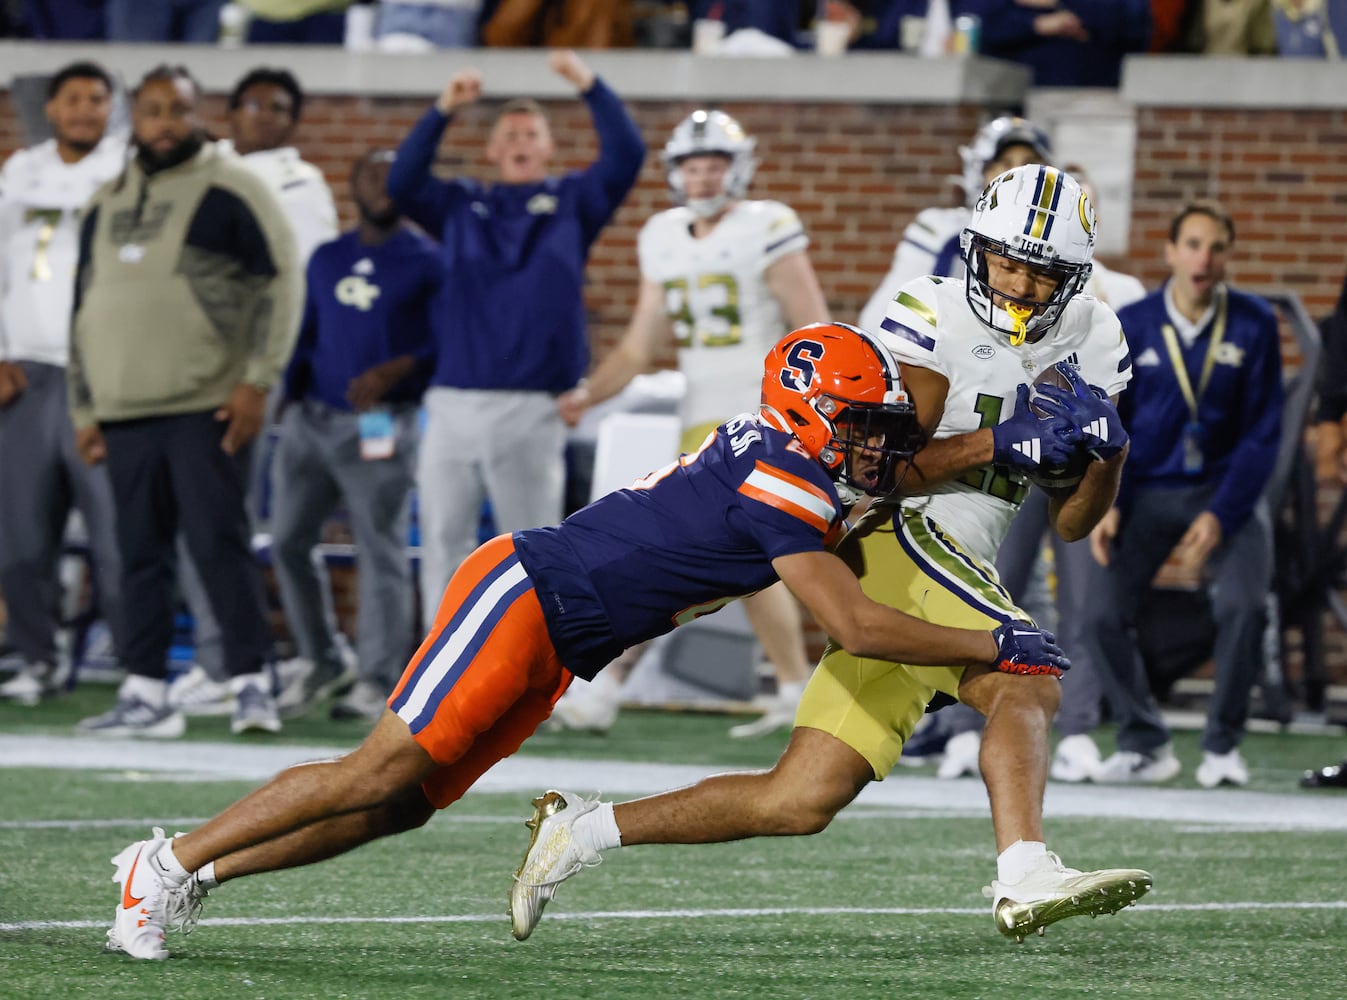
[972, 344, 996, 360]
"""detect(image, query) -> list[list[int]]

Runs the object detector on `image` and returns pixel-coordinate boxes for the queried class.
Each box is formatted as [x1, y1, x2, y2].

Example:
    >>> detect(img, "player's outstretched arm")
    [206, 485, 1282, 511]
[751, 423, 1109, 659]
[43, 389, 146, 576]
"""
[775, 549, 1066, 675]
[558, 277, 670, 426]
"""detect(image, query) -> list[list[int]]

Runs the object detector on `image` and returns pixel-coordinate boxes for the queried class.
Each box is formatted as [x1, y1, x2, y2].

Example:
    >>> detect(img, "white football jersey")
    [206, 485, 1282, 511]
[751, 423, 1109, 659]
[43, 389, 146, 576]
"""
[875, 275, 1132, 564]
[638, 199, 808, 427]
[218, 141, 338, 266]
[0, 134, 126, 365]
[858, 205, 970, 334]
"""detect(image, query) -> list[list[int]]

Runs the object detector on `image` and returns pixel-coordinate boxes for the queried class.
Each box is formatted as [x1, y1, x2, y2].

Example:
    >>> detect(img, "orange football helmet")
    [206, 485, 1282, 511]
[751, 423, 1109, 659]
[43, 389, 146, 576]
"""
[760, 322, 923, 500]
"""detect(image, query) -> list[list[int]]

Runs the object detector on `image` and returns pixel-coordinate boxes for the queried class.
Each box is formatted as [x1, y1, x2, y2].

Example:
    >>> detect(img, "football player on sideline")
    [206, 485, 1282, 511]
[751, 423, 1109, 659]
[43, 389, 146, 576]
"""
[554, 110, 830, 738]
[102, 323, 1070, 960]
[512, 165, 1148, 945]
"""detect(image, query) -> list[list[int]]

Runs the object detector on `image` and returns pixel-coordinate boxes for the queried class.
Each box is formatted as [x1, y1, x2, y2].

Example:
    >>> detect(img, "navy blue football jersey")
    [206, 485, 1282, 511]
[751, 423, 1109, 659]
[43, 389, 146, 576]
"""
[514, 413, 847, 679]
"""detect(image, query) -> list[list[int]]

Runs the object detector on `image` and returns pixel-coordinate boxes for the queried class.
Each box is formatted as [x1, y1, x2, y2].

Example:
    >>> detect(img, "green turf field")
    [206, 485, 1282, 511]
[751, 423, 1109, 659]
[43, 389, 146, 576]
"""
[2, 688, 1345, 999]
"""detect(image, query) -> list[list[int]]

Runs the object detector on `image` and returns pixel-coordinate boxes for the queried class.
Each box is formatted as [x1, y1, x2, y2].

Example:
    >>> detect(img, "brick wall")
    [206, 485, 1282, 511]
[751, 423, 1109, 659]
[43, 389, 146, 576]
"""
[4, 89, 1346, 687]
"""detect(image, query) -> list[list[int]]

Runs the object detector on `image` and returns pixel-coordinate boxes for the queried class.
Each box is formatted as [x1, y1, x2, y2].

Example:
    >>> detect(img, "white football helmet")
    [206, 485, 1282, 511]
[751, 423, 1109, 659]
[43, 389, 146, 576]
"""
[662, 110, 757, 219]
[958, 116, 1053, 208]
[959, 164, 1096, 343]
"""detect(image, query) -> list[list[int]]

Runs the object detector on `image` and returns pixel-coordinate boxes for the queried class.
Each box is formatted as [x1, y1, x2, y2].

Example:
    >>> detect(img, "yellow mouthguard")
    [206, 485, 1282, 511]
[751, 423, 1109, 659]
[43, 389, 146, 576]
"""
[1005, 303, 1034, 346]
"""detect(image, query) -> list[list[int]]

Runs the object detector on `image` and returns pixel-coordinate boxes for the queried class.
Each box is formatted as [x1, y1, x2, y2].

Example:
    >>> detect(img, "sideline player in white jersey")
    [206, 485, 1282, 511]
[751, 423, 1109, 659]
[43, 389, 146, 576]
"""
[513, 164, 1151, 946]
[0, 61, 127, 706]
[554, 109, 829, 737]
[858, 116, 1052, 336]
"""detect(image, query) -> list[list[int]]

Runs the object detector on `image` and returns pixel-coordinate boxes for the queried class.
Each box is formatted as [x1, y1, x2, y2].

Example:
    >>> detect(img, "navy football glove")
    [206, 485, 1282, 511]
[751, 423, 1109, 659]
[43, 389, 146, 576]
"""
[1031, 365, 1129, 462]
[990, 383, 1080, 474]
[991, 621, 1070, 678]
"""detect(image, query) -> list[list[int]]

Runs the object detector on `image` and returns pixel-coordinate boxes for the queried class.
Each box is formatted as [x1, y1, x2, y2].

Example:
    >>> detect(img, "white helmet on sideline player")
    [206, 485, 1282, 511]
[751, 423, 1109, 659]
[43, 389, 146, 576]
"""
[663, 110, 757, 219]
[958, 116, 1053, 208]
[959, 164, 1095, 343]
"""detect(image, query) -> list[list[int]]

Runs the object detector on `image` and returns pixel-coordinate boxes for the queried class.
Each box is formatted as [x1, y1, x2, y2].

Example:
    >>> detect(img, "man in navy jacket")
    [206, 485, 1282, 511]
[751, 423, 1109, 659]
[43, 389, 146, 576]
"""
[1083, 200, 1283, 789]
[387, 50, 645, 628]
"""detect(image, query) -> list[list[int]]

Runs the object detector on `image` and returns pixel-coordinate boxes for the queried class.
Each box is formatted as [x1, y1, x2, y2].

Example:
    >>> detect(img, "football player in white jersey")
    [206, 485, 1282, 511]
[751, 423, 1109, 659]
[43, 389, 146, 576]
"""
[511, 164, 1152, 945]
[554, 109, 829, 737]
[0, 61, 127, 706]
[858, 116, 1052, 335]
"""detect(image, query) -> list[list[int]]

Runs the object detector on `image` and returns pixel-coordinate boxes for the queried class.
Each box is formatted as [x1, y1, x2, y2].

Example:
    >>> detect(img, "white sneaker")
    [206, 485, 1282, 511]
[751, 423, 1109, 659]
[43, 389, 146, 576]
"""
[230, 675, 281, 735]
[1094, 744, 1181, 784]
[937, 730, 982, 779]
[78, 695, 185, 739]
[330, 680, 389, 722]
[107, 828, 174, 960]
[0, 661, 58, 706]
[728, 698, 797, 739]
[1195, 749, 1249, 788]
[983, 852, 1153, 942]
[275, 654, 358, 719]
[548, 686, 620, 734]
[167, 665, 232, 717]
[509, 790, 603, 941]
[1050, 734, 1102, 783]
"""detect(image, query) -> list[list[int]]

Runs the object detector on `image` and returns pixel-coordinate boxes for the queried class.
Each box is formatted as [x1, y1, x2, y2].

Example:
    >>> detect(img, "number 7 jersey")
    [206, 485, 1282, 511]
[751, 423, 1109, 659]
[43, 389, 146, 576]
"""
[873, 275, 1132, 564]
[638, 200, 809, 427]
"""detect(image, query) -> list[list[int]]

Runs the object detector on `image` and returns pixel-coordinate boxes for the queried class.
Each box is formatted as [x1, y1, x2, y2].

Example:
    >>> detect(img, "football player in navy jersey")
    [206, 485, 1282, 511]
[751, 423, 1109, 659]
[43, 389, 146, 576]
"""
[99, 323, 1067, 961]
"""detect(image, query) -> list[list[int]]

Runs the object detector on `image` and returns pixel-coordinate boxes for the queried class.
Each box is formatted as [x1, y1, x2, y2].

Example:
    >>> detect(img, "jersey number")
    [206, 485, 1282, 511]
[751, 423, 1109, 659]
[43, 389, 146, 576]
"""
[665, 274, 742, 347]
[957, 392, 1028, 503]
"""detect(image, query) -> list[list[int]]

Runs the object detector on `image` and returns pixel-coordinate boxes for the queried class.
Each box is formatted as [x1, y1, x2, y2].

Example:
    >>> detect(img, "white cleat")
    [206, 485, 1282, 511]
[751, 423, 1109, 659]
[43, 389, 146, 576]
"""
[508, 790, 603, 941]
[107, 829, 173, 960]
[983, 853, 1152, 942]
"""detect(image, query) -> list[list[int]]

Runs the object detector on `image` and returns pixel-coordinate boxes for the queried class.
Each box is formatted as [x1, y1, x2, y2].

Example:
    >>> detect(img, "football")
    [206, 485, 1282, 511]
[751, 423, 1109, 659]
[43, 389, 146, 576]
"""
[1026, 363, 1091, 491]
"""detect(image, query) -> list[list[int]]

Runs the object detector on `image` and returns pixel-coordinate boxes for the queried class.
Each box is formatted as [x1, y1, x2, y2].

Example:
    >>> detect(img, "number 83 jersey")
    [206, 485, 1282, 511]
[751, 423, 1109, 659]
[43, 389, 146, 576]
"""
[638, 200, 808, 428]
[874, 275, 1132, 565]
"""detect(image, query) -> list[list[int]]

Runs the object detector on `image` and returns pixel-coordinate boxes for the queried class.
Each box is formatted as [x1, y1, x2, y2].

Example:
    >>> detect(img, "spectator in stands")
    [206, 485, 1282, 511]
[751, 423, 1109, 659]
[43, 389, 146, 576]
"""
[386, 49, 644, 631]
[20, 0, 106, 38]
[0, 61, 126, 707]
[238, 0, 352, 44]
[378, 0, 482, 49]
[961, 0, 1153, 87]
[169, 65, 340, 720]
[272, 149, 441, 723]
[1084, 200, 1283, 788]
[107, 0, 224, 42]
[67, 65, 302, 739]
[1272, 0, 1347, 57]
[1185, 0, 1278, 52]
[480, 0, 632, 46]
[550, 109, 829, 739]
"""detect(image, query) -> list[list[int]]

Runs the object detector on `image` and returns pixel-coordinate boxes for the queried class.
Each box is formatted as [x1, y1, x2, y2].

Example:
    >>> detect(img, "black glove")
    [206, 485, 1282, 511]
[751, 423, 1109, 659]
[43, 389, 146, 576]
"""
[990, 383, 1081, 474]
[1031, 365, 1129, 462]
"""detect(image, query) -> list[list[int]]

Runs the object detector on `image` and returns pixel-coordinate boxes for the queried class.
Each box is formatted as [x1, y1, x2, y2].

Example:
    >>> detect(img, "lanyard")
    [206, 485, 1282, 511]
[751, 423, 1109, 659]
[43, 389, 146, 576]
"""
[1159, 291, 1228, 421]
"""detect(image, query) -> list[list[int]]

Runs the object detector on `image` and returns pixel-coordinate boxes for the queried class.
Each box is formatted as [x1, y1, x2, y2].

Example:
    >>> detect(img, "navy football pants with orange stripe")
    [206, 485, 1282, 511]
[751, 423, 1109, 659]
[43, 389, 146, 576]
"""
[388, 534, 574, 808]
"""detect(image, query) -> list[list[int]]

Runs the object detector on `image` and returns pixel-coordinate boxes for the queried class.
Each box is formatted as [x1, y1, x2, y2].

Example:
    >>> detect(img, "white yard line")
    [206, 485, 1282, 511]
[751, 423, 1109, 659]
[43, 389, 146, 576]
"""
[2, 733, 1345, 831]
[5, 900, 1347, 933]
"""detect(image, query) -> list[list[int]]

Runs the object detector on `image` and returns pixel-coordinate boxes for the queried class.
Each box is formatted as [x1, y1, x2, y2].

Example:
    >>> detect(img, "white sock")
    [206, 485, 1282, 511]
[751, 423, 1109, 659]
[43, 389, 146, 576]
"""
[573, 801, 623, 854]
[120, 674, 169, 707]
[996, 839, 1048, 884]
[151, 840, 189, 885]
[196, 861, 220, 889]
